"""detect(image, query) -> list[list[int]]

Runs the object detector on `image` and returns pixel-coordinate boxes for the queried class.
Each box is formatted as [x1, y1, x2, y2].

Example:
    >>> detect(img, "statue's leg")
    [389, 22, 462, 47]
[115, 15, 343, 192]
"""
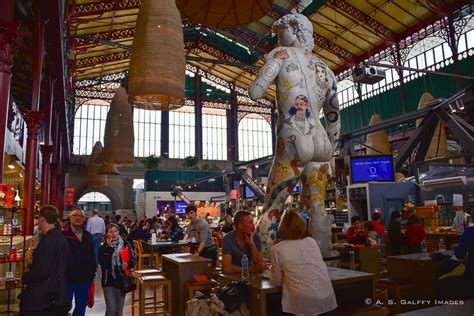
[258, 129, 313, 258]
[301, 161, 334, 257]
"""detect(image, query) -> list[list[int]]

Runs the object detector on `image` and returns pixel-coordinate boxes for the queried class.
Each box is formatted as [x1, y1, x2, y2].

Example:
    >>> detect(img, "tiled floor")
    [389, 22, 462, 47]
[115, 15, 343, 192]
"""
[85, 275, 134, 316]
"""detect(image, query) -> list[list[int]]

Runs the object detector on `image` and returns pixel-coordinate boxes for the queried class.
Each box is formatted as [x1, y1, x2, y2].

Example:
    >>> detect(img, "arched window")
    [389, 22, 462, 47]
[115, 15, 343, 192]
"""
[169, 106, 195, 158]
[238, 114, 272, 161]
[202, 108, 227, 160]
[77, 191, 112, 211]
[73, 100, 110, 155]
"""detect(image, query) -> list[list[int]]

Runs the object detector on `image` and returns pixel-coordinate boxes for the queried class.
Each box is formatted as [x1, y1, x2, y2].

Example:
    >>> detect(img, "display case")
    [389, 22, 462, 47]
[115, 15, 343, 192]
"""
[0, 207, 27, 315]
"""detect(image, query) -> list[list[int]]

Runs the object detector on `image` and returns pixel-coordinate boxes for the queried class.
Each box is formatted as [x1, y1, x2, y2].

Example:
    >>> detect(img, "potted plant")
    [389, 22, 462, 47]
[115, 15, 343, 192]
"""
[182, 156, 199, 169]
[140, 155, 161, 170]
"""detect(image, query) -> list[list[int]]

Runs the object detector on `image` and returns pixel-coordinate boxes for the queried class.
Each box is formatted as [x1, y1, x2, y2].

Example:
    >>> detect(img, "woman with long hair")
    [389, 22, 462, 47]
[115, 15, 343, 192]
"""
[405, 214, 426, 253]
[98, 223, 136, 316]
[388, 211, 405, 255]
[270, 210, 337, 315]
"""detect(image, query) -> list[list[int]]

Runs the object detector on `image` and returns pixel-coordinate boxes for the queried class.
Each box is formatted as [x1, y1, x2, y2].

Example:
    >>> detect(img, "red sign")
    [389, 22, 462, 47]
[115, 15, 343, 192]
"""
[230, 189, 238, 200]
[65, 187, 75, 207]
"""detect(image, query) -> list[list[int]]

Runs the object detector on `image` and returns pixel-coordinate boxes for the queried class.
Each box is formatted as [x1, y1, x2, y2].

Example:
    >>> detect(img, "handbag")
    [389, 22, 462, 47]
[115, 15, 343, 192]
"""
[216, 281, 248, 313]
[119, 269, 136, 293]
[87, 281, 94, 308]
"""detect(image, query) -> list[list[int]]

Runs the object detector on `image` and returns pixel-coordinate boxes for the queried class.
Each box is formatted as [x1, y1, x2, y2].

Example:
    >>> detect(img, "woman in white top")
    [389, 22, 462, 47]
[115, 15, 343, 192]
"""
[270, 210, 337, 315]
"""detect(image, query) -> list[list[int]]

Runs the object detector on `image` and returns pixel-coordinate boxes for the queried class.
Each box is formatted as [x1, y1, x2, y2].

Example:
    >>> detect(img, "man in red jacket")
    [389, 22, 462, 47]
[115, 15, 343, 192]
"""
[372, 213, 385, 237]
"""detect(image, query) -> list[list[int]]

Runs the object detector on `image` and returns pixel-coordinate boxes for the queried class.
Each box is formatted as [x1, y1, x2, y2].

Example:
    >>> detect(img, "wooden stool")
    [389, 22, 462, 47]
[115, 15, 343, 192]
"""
[377, 278, 416, 314]
[185, 279, 219, 301]
[138, 275, 172, 316]
[336, 304, 388, 316]
[131, 269, 164, 316]
[134, 240, 160, 270]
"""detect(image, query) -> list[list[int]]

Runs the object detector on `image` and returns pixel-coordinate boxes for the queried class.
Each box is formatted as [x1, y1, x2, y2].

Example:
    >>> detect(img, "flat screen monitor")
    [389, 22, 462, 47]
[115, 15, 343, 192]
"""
[175, 201, 187, 214]
[244, 186, 255, 199]
[350, 155, 395, 183]
[293, 183, 300, 193]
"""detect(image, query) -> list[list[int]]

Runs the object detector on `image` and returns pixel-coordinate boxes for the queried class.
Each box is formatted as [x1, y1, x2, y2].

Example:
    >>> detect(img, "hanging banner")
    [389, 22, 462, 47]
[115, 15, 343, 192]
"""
[65, 187, 75, 207]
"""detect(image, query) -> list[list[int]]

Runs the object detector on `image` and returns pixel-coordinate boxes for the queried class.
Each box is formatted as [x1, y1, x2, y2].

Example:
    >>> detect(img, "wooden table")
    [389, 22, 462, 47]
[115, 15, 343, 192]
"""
[425, 232, 460, 251]
[217, 267, 374, 316]
[386, 252, 454, 301]
[161, 253, 213, 316]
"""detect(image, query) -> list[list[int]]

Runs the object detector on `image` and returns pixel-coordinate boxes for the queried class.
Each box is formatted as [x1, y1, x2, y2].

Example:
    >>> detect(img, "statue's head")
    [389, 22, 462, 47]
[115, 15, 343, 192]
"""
[272, 13, 314, 51]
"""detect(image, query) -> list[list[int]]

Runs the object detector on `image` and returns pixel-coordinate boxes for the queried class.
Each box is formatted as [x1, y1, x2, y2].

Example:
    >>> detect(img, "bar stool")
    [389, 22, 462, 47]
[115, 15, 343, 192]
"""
[133, 240, 160, 270]
[138, 275, 172, 316]
[131, 269, 164, 316]
[377, 278, 415, 314]
[185, 279, 219, 301]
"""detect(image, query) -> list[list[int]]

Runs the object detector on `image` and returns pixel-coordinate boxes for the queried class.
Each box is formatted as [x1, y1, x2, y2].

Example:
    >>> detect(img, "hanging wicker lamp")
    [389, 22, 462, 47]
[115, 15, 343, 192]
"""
[98, 163, 120, 176]
[416, 92, 447, 159]
[128, 0, 185, 110]
[176, 0, 274, 26]
[96, 87, 135, 172]
[365, 114, 391, 155]
[88, 142, 107, 187]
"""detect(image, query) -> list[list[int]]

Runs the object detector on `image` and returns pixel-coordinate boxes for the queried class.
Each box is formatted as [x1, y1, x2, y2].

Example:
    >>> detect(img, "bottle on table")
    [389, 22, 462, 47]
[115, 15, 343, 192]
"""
[349, 250, 356, 270]
[421, 239, 428, 258]
[438, 238, 446, 253]
[241, 254, 249, 281]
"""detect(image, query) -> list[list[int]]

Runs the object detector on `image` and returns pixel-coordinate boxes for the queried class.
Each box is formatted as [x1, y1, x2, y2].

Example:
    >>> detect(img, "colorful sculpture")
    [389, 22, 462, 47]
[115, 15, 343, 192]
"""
[249, 13, 340, 257]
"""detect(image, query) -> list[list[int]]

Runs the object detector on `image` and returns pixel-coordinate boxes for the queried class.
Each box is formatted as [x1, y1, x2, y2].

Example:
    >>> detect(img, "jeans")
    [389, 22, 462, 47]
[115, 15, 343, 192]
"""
[92, 233, 103, 263]
[67, 282, 89, 316]
[103, 286, 126, 316]
[200, 246, 217, 268]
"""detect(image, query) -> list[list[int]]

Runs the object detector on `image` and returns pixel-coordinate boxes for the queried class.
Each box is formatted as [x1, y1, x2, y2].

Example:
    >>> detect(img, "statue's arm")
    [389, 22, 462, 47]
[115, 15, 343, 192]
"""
[323, 68, 341, 152]
[248, 49, 287, 100]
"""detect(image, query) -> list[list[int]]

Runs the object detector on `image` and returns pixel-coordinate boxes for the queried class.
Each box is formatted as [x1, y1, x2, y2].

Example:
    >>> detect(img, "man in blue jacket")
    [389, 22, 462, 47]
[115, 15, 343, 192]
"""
[63, 208, 97, 316]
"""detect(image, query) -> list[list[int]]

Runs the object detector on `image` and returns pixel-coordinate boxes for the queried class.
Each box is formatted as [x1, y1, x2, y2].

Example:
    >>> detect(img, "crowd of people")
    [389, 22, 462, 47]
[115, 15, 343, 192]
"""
[19, 203, 474, 315]
[19, 204, 341, 315]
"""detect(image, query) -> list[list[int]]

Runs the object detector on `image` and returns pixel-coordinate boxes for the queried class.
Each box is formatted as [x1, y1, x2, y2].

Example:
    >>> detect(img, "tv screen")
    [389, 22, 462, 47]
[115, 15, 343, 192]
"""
[350, 155, 395, 183]
[175, 201, 187, 214]
[293, 183, 300, 193]
[244, 186, 255, 199]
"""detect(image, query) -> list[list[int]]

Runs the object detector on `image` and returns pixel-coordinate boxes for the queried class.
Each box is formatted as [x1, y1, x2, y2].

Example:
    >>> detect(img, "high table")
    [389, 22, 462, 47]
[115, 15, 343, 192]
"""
[386, 251, 454, 301]
[161, 253, 213, 316]
[425, 232, 460, 251]
[217, 267, 374, 316]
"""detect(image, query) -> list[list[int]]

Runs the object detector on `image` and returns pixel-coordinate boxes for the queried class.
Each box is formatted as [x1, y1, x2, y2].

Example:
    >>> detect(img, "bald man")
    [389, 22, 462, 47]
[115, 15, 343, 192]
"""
[63, 208, 96, 316]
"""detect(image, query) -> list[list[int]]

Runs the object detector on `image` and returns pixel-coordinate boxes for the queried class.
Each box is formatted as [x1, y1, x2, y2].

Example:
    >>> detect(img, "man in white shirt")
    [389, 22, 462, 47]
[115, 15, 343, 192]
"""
[86, 209, 105, 263]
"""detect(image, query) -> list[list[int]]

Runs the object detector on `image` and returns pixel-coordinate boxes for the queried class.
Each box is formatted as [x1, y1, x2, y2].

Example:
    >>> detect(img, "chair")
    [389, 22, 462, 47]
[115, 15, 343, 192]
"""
[138, 275, 172, 315]
[335, 304, 388, 316]
[213, 237, 221, 269]
[133, 240, 160, 270]
[376, 278, 415, 314]
[359, 247, 383, 278]
[185, 279, 219, 301]
[131, 269, 165, 316]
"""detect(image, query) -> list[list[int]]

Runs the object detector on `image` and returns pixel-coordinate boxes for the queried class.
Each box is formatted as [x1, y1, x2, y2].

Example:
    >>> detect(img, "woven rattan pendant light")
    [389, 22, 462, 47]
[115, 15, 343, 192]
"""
[88, 142, 107, 187]
[416, 92, 447, 159]
[128, 0, 185, 110]
[96, 87, 135, 173]
[176, 0, 273, 26]
[98, 163, 120, 176]
[365, 114, 391, 155]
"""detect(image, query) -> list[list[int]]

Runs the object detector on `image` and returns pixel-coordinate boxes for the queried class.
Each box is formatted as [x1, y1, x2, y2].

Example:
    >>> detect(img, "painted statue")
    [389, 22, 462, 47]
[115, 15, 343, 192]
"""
[249, 13, 340, 257]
